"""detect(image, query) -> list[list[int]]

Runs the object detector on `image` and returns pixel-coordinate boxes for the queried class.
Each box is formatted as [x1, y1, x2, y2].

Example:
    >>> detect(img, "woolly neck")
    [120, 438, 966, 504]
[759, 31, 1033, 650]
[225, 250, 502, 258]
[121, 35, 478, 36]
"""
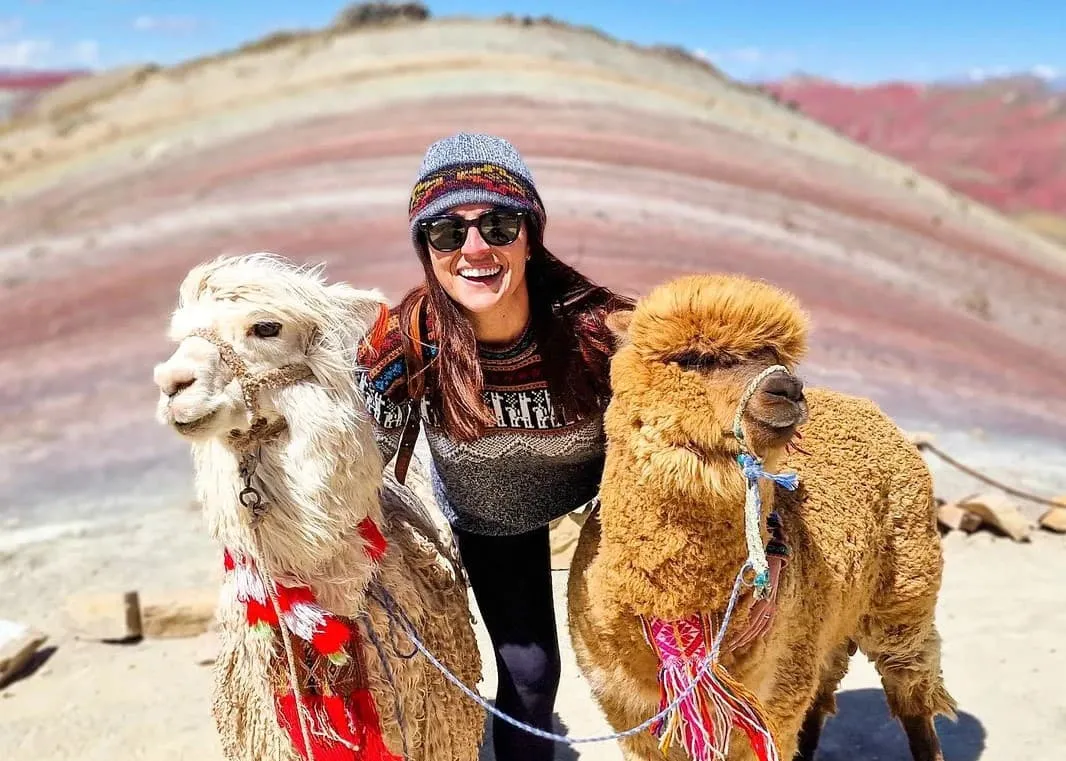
[598, 478, 776, 622]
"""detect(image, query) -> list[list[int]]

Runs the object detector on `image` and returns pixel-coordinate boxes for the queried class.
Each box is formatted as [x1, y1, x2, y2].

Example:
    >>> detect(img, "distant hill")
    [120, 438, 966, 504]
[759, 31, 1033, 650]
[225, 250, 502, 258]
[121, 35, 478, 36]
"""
[1, 9, 1066, 525]
[762, 75, 1066, 243]
[0, 69, 88, 121]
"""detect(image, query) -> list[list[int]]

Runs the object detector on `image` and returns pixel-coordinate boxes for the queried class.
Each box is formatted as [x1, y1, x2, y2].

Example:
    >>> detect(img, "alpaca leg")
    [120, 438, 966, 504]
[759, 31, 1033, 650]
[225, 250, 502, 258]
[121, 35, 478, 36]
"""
[859, 463, 958, 760]
[793, 640, 853, 761]
[858, 602, 956, 761]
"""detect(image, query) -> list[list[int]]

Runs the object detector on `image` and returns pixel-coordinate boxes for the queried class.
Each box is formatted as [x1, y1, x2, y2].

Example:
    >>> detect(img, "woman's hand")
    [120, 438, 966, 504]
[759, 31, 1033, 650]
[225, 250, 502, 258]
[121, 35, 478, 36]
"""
[727, 554, 783, 650]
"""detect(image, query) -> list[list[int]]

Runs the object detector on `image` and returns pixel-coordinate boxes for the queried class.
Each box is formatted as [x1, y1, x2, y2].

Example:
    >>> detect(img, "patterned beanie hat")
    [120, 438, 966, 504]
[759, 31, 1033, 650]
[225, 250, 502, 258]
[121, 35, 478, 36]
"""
[408, 132, 547, 246]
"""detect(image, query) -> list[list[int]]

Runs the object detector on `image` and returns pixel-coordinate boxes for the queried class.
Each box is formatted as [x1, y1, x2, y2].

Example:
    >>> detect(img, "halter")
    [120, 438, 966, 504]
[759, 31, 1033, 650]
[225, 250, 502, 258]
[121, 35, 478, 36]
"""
[731, 363, 794, 455]
[189, 327, 316, 449]
[189, 327, 316, 523]
[730, 364, 801, 598]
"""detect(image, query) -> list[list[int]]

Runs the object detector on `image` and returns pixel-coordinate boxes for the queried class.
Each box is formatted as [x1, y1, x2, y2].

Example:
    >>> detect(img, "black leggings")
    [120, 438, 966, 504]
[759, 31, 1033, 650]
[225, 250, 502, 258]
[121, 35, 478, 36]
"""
[452, 524, 561, 761]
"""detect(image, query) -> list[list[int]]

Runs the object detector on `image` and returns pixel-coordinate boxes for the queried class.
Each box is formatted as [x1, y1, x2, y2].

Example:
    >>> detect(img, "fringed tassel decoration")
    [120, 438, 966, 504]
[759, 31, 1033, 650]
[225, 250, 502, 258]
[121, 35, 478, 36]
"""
[357, 517, 388, 564]
[277, 585, 354, 665]
[641, 613, 781, 761]
[276, 689, 400, 761]
[221, 515, 398, 761]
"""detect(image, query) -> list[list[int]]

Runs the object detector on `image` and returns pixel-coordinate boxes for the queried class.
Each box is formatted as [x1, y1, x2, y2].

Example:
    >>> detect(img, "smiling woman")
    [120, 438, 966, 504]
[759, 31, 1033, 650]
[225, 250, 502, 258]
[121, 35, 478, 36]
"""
[418, 204, 532, 341]
[354, 132, 636, 761]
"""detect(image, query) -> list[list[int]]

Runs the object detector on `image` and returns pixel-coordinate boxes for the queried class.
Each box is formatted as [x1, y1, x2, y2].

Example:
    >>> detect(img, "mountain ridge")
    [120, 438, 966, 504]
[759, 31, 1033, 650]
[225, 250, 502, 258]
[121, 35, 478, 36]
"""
[1, 13, 1064, 525]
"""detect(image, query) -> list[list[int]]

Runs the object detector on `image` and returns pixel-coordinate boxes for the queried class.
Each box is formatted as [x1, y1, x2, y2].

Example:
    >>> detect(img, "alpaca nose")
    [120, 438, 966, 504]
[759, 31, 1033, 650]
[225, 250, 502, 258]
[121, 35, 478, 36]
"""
[154, 362, 197, 397]
[761, 372, 804, 403]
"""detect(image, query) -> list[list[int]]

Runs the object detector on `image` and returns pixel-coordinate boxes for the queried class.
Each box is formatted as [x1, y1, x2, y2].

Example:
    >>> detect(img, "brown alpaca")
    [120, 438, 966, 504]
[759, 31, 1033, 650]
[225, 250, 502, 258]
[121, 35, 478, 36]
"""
[567, 273, 956, 761]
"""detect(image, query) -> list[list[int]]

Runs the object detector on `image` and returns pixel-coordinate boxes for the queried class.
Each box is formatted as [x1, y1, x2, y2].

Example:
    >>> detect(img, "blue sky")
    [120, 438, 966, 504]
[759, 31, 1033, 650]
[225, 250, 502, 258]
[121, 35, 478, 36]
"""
[1, 1, 1062, 84]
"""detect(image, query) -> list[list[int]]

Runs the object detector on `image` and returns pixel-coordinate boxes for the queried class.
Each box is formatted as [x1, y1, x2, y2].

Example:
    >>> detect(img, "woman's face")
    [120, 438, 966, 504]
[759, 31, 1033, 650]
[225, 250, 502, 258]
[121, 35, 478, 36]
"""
[422, 203, 531, 318]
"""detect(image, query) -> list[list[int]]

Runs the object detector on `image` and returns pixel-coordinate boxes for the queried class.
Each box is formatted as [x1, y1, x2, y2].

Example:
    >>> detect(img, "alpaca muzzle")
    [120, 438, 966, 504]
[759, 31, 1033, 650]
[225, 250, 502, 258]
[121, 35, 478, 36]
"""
[732, 364, 806, 451]
[188, 327, 316, 452]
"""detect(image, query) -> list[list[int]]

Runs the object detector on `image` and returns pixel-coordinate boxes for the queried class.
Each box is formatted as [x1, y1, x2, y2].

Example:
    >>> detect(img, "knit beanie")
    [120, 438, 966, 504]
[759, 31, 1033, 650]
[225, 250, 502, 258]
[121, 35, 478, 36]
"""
[408, 132, 547, 246]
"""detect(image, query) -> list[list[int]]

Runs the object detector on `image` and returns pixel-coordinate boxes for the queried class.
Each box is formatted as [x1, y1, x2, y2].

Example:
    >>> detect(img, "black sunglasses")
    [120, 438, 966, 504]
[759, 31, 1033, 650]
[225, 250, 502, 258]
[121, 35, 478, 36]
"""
[419, 209, 526, 252]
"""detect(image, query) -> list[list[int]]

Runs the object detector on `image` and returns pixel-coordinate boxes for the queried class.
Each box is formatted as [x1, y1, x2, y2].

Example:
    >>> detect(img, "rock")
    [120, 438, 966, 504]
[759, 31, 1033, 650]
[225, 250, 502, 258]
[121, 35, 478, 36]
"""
[64, 591, 143, 641]
[1039, 498, 1066, 533]
[140, 588, 219, 639]
[957, 492, 1036, 542]
[937, 502, 983, 533]
[332, 2, 430, 30]
[0, 620, 47, 687]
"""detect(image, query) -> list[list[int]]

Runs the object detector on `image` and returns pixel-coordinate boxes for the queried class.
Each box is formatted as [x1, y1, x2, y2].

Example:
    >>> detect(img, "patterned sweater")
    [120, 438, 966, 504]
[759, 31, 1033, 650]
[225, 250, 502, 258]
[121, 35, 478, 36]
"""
[356, 309, 605, 536]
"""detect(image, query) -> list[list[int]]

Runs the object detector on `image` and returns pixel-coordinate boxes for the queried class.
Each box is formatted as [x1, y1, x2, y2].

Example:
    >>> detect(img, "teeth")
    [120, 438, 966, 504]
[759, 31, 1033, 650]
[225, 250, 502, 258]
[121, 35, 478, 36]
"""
[459, 266, 502, 278]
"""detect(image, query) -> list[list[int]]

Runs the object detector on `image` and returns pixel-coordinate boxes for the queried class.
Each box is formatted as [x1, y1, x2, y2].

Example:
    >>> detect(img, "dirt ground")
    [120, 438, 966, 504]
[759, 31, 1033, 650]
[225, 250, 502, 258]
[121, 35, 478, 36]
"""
[2, 479, 1064, 761]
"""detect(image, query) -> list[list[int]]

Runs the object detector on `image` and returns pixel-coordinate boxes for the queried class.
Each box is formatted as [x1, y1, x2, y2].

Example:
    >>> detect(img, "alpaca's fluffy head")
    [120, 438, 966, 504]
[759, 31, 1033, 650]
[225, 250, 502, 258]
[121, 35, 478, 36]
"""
[604, 273, 810, 496]
[153, 252, 387, 441]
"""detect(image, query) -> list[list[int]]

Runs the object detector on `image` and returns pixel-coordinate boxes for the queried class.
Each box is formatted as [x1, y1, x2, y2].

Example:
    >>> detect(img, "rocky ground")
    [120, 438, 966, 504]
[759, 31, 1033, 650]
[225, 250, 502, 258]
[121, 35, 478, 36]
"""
[1, 14, 1064, 761]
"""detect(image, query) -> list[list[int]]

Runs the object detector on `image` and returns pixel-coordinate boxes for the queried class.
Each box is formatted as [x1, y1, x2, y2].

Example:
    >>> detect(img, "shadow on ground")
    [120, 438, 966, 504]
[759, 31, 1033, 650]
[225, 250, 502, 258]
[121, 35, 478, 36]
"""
[0, 645, 57, 688]
[477, 700, 578, 761]
[817, 688, 985, 760]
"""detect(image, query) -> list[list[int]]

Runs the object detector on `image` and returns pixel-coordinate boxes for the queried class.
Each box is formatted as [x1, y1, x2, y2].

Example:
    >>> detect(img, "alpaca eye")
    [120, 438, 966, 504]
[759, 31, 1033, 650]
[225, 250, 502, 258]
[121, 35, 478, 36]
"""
[671, 353, 705, 370]
[669, 351, 712, 370]
[668, 352, 736, 371]
[251, 321, 282, 338]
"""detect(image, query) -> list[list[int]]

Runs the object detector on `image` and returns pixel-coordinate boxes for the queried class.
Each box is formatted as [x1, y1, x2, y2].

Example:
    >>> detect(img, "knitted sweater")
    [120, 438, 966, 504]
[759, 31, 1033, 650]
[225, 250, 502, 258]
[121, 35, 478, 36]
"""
[356, 309, 605, 536]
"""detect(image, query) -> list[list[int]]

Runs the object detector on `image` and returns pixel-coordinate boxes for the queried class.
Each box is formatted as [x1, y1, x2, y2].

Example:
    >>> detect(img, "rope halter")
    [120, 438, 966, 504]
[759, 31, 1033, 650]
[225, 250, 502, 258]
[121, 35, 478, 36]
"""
[730, 364, 801, 599]
[188, 326, 316, 524]
[189, 327, 316, 451]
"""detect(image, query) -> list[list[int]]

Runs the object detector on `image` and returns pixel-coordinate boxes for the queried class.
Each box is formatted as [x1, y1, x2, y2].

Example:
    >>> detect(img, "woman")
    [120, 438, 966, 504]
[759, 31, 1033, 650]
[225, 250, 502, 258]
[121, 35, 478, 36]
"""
[356, 133, 786, 760]
[357, 131, 629, 760]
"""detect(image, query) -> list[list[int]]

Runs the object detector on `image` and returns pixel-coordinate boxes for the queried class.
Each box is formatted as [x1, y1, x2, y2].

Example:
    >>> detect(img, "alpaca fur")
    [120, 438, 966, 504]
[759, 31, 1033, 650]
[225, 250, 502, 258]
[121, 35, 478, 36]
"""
[154, 253, 483, 761]
[567, 273, 956, 761]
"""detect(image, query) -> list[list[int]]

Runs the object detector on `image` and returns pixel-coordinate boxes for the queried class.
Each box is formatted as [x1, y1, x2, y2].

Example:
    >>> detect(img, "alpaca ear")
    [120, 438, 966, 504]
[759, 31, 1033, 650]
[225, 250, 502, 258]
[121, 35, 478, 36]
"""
[605, 308, 634, 343]
[327, 282, 390, 342]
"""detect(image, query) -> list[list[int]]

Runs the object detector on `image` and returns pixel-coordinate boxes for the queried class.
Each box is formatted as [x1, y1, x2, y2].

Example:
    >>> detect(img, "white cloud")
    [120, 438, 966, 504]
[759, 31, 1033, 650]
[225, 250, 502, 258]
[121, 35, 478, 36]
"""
[0, 39, 51, 67]
[967, 66, 1009, 81]
[0, 38, 100, 68]
[0, 17, 23, 37]
[132, 15, 201, 32]
[968, 64, 1061, 82]
[70, 39, 100, 67]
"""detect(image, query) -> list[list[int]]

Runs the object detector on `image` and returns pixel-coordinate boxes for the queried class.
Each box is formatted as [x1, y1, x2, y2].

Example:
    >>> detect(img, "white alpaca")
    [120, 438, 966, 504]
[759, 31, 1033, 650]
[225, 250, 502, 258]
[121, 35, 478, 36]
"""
[153, 253, 484, 761]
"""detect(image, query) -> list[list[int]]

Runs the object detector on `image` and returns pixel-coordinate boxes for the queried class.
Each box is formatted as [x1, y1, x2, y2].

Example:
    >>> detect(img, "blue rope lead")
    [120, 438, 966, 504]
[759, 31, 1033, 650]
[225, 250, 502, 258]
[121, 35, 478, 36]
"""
[737, 453, 800, 596]
[366, 570, 748, 747]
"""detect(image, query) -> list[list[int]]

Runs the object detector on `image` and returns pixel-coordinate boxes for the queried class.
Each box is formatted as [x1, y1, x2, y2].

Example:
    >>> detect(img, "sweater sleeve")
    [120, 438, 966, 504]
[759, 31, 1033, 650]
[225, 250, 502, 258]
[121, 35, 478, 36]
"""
[355, 310, 413, 465]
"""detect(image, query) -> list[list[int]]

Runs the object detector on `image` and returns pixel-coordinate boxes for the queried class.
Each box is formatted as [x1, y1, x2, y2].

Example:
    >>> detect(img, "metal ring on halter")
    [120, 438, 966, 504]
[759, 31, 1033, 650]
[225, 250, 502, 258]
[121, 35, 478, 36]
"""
[239, 487, 263, 509]
[739, 562, 759, 586]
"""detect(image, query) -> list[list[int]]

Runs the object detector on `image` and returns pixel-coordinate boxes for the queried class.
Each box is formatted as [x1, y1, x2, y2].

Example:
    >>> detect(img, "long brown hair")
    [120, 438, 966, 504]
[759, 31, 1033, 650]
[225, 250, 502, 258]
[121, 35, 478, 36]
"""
[397, 218, 635, 441]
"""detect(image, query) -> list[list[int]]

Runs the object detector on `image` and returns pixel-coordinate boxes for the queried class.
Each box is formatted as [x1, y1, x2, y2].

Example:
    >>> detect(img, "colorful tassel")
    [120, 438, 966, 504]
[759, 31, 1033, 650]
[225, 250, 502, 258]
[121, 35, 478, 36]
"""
[641, 613, 780, 761]
[357, 517, 388, 563]
[221, 540, 398, 761]
[276, 690, 401, 761]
